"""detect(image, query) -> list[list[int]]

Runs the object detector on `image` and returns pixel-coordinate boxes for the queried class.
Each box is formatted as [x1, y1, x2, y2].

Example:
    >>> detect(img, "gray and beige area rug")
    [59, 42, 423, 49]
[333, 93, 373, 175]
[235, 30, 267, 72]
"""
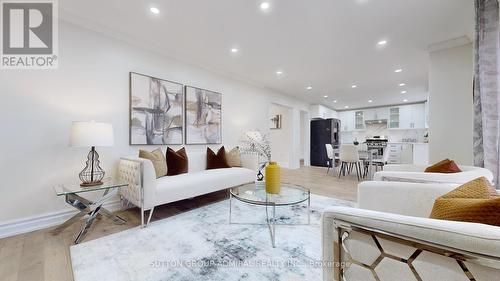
[71, 194, 353, 281]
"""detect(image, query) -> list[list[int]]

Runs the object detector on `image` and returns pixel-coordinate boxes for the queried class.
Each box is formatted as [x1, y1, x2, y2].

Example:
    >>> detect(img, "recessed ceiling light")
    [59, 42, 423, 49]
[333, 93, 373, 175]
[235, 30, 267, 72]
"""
[351, 85, 357, 88]
[399, 83, 406, 87]
[276, 70, 283, 75]
[323, 95, 328, 98]
[368, 100, 373, 103]
[344, 105, 349, 109]
[260, 2, 270, 10]
[401, 90, 407, 94]
[306, 86, 312, 90]
[403, 99, 408, 102]
[394, 69, 403, 73]
[230, 48, 238, 53]
[333, 100, 338, 103]
[150, 7, 160, 14]
[377, 40, 387, 46]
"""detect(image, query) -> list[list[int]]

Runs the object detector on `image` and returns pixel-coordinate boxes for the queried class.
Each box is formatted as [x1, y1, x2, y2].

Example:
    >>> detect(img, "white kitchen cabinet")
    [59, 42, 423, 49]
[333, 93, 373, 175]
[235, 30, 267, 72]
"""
[400, 144, 413, 164]
[412, 103, 425, 129]
[338, 111, 355, 131]
[355, 111, 365, 130]
[389, 104, 426, 129]
[413, 143, 429, 165]
[399, 105, 413, 129]
[389, 107, 400, 128]
[363, 109, 376, 120]
[387, 144, 402, 163]
[364, 108, 389, 120]
[387, 143, 415, 164]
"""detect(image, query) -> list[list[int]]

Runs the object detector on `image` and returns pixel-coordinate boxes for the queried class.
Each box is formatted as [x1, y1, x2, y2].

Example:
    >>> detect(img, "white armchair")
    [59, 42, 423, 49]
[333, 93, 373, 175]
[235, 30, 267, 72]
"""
[322, 181, 500, 281]
[373, 164, 494, 184]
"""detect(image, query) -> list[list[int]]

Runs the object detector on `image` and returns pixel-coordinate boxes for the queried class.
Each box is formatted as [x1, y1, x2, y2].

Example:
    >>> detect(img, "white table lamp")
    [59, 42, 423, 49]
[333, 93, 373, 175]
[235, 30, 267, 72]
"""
[69, 121, 114, 187]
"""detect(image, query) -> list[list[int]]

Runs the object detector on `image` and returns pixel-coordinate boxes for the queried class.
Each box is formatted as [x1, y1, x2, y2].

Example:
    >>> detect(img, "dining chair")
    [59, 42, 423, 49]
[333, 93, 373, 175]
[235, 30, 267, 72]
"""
[325, 144, 335, 175]
[338, 144, 362, 181]
[371, 146, 389, 171]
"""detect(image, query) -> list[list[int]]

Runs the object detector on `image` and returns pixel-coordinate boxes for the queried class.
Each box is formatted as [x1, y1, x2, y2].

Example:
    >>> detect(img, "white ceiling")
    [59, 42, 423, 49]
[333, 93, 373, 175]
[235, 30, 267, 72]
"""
[60, 0, 474, 110]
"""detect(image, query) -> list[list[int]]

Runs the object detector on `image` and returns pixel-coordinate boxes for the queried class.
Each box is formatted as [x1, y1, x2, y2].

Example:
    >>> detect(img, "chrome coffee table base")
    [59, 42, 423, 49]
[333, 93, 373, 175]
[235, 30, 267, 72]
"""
[229, 192, 311, 248]
[52, 187, 126, 244]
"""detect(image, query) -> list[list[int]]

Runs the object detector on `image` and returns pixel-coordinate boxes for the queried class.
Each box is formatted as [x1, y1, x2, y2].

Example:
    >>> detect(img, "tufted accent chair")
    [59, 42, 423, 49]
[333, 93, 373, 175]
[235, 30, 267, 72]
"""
[322, 181, 500, 281]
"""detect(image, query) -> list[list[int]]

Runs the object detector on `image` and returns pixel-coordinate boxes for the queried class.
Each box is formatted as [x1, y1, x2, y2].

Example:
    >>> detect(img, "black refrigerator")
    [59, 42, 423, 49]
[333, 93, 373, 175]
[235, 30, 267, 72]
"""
[310, 118, 341, 167]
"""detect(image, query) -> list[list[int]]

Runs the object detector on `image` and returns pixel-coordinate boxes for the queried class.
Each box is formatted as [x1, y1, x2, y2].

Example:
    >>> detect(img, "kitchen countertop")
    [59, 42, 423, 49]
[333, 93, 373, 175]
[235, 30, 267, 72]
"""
[387, 142, 429, 145]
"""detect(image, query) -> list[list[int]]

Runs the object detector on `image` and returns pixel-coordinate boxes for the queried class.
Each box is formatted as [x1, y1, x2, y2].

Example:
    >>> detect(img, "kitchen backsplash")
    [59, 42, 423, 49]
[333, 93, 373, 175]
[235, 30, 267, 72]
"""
[341, 124, 428, 144]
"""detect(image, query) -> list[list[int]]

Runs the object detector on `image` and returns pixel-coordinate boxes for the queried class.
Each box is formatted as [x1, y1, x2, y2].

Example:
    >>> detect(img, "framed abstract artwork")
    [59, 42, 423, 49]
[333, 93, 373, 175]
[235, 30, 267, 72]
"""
[185, 86, 222, 144]
[269, 114, 282, 129]
[129, 72, 184, 145]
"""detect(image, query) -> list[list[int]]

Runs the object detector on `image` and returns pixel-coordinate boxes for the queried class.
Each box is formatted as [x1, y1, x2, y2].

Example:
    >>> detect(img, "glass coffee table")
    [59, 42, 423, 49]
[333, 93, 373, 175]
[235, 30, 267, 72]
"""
[229, 182, 310, 248]
[52, 178, 128, 244]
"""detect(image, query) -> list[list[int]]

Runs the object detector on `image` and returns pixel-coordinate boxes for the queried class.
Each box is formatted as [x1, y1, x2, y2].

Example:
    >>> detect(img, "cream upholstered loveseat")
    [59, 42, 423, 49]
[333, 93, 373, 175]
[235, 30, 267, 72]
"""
[118, 150, 258, 227]
[322, 181, 500, 281]
[373, 164, 494, 184]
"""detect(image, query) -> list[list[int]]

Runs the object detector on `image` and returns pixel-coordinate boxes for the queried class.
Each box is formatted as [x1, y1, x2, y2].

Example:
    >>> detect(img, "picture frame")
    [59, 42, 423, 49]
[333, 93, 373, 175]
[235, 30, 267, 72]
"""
[129, 72, 184, 145]
[184, 85, 222, 144]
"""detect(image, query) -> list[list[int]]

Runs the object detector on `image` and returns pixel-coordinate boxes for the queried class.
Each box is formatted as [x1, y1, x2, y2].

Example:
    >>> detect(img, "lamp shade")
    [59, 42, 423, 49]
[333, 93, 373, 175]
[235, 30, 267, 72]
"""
[69, 121, 114, 147]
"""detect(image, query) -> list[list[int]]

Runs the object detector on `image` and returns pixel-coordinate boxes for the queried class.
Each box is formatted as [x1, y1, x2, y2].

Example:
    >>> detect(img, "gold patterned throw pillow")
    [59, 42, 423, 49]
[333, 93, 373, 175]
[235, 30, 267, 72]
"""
[430, 177, 500, 226]
[226, 147, 242, 167]
[139, 148, 167, 178]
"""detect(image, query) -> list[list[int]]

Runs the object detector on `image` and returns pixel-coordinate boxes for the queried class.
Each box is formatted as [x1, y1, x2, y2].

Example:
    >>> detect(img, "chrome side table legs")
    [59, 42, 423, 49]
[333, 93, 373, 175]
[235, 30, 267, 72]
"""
[52, 187, 126, 244]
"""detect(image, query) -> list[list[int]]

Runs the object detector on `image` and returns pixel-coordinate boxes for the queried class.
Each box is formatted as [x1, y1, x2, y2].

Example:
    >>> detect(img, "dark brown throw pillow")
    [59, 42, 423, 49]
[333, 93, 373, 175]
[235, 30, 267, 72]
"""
[207, 146, 231, 169]
[425, 159, 462, 173]
[166, 147, 188, 176]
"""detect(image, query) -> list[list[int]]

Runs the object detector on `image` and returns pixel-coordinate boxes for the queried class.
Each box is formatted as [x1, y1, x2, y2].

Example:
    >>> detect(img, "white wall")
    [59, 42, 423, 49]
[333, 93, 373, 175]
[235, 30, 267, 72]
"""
[428, 43, 474, 165]
[0, 21, 310, 229]
[269, 104, 293, 168]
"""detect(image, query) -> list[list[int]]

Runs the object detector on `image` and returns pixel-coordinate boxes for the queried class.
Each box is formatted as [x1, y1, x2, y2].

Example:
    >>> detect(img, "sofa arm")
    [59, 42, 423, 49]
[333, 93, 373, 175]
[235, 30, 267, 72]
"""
[373, 170, 467, 184]
[357, 181, 458, 217]
[322, 206, 500, 281]
[323, 206, 500, 258]
[383, 164, 427, 172]
[118, 157, 157, 210]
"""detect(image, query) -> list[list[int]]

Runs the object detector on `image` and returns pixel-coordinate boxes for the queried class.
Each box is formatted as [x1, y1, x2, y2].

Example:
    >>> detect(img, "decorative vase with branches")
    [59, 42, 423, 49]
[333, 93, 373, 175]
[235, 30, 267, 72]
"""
[240, 131, 272, 181]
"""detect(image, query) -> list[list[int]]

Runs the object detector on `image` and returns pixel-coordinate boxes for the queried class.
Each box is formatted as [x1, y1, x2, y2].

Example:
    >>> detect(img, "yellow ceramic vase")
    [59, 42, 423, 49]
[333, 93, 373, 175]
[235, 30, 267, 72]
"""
[265, 162, 281, 194]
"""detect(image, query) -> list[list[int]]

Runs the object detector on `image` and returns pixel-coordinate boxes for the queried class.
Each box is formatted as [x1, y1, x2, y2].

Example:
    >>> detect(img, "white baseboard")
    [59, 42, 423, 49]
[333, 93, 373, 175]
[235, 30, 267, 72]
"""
[0, 200, 123, 239]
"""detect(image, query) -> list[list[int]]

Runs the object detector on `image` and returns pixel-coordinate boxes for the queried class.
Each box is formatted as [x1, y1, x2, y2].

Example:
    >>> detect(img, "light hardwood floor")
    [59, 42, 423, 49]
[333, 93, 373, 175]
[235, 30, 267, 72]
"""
[0, 165, 362, 281]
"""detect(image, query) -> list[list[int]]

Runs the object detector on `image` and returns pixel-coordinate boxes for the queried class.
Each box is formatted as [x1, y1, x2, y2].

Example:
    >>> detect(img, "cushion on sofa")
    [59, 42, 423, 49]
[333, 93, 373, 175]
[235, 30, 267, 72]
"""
[430, 177, 500, 226]
[166, 147, 188, 176]
[226, 147, 242, 167]
[155, 167, 255, 204]
[139, 148, 167, 178]
[207, 146, 231, 169]
[425, 159, 462, 173]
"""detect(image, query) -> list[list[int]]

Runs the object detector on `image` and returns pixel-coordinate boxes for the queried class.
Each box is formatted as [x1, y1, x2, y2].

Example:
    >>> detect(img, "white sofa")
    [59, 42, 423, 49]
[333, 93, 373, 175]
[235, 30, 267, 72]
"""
[118, 150, 258, 227]
[373, 164, 494, 184]
[322, 181, 500, 281]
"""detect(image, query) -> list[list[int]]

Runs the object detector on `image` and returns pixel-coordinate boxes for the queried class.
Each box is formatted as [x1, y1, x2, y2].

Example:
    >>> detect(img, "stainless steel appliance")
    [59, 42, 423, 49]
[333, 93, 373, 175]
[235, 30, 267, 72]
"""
[365, 136, 388, 156]
[310, 118, 341, 167]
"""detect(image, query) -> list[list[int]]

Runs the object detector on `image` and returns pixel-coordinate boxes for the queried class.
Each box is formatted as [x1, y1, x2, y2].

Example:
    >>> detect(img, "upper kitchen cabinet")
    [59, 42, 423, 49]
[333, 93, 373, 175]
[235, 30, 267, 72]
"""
[364, 107, 389, 121]
[388, 103, 425, 129]
[355, 111, 365, 130]
[338, 111, 355, 131]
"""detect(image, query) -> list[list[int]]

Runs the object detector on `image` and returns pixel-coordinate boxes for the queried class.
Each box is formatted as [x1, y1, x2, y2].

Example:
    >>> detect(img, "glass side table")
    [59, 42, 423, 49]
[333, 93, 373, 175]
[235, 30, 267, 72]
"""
[52, 178, 128, 244]
[229, 182, 310, 248]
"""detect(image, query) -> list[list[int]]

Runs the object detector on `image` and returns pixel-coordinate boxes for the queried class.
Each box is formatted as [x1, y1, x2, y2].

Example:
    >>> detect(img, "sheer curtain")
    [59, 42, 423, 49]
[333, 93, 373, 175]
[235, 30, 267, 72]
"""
[473, 0, 500, 186]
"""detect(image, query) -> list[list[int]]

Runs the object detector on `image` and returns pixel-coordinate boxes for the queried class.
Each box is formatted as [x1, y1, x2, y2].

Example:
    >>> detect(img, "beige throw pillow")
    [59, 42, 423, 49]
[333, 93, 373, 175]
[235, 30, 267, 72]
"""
[139, 148, 167, 178]
[226, 147, 242, 167]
